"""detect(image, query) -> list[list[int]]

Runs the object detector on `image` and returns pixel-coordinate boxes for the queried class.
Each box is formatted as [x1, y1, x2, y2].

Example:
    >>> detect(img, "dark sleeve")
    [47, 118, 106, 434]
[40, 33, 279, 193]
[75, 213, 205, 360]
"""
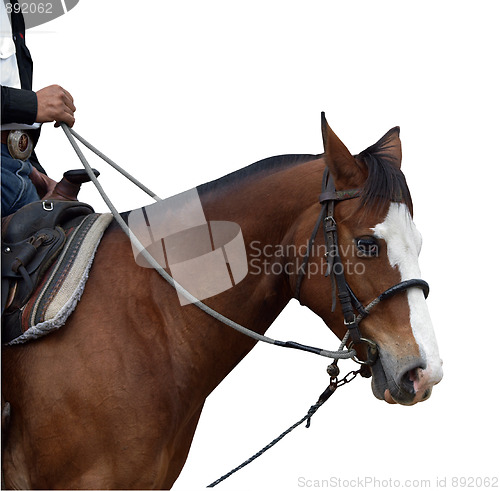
[1, 85, 38, 125]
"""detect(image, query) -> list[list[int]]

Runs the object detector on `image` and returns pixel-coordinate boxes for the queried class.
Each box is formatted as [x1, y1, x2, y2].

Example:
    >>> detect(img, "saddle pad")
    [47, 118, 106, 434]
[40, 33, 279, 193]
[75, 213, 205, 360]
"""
[6, 213, 113, 345]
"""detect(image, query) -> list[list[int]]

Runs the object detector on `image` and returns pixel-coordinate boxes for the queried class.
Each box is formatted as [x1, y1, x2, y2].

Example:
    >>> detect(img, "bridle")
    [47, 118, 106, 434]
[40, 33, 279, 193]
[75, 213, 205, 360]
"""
[294, 168, 430, 365]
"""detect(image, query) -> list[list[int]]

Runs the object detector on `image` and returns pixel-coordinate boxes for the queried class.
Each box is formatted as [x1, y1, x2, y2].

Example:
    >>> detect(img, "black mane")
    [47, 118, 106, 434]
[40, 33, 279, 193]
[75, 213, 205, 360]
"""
[197, 153, 320, 195]
[356, 128, 413, 213]
[196, 130, 412, 214]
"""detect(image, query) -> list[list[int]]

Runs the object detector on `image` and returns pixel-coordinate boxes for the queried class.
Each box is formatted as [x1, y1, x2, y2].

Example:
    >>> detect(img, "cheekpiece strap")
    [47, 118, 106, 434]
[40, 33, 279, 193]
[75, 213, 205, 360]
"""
[321, 170, 363, 344]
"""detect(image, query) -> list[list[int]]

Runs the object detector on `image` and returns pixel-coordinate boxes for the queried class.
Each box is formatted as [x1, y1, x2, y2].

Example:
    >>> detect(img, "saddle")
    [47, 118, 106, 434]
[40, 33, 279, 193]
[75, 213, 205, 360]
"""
[1, 169, 99, 341]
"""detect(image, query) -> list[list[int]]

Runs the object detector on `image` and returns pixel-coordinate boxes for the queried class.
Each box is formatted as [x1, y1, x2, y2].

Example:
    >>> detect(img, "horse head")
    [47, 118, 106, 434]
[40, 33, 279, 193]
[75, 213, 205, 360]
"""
[295, 114, 443, 405]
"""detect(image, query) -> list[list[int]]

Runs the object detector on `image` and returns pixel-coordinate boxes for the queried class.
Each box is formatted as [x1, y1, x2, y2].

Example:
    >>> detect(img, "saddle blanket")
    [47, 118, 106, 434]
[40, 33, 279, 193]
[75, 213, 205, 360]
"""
[6, 213, 113, 345]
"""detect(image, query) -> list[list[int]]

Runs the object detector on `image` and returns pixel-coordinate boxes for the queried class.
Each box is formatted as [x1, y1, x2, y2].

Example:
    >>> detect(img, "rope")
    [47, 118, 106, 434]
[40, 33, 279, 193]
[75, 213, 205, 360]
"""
[67, 127, 162, 202]
[207, 413, 311, 487]
[207, 384, 335, 488]
[60, 124, 356, 361]
[207, 366, 363, 487]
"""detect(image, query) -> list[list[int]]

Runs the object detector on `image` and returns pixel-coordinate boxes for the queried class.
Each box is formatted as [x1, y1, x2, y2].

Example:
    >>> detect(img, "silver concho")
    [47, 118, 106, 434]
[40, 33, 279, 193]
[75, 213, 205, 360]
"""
[7, 130, 34, 161]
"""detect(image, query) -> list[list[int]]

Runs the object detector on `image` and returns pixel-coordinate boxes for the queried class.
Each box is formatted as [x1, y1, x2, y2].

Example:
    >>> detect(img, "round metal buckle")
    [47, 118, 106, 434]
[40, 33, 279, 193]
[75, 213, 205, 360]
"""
[347, 337, 379, 366]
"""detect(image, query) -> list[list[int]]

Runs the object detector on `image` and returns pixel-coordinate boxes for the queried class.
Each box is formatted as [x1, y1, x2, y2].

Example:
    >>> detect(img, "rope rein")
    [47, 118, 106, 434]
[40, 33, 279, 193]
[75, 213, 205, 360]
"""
[60, 124, 356, 361]
[60, 125, 359, 487]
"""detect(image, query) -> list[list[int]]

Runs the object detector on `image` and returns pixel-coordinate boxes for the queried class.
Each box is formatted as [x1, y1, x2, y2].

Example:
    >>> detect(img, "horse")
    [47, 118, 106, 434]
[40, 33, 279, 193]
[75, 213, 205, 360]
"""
[1, 114, 443, 489]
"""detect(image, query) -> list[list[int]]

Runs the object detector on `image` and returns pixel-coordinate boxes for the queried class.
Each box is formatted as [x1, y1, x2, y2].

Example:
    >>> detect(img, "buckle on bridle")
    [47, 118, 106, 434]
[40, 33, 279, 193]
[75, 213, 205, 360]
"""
[342, 316, 361, 343]
[323, 215, 336, 232]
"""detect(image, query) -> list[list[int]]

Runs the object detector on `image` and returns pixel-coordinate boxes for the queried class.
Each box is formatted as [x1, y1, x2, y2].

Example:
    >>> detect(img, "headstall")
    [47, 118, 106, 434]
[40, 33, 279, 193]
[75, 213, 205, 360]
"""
[295, 168, 429, 365]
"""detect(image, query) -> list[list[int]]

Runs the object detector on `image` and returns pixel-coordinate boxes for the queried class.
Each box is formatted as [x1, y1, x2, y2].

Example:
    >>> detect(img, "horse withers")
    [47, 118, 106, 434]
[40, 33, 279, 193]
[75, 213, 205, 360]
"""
[1, 115, 443, 489]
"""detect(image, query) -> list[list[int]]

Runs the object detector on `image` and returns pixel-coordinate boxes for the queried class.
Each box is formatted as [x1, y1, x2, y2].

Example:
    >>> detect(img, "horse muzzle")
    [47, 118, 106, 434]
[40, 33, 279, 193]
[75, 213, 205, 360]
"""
[370, 349, 443, 406]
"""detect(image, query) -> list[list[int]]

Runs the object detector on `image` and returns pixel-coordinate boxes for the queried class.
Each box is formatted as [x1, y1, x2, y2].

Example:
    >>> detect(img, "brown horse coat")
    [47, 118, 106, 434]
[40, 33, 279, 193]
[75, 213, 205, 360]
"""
[1, 117, 442, 488]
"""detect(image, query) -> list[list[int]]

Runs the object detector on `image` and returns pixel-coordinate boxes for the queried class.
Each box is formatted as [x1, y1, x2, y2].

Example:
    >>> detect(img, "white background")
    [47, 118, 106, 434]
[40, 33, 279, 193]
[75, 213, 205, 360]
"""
[27, 1, 499, 489]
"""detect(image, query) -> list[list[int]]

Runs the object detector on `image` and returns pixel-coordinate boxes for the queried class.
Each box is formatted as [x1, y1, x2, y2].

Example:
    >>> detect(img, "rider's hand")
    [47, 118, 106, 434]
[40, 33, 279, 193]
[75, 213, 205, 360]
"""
[35, 85, 76, 127]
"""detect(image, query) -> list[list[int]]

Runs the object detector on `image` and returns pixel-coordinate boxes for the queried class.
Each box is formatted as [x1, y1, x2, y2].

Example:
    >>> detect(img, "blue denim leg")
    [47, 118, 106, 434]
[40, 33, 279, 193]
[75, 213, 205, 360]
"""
[1, 143, 40, 217]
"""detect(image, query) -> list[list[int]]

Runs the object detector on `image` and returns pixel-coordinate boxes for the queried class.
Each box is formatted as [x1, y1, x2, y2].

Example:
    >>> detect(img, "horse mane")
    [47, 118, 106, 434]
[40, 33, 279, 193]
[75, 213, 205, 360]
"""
[197, 153, 320, 195]
[355, 128, 413, 213]
[197, 132, 412, 215]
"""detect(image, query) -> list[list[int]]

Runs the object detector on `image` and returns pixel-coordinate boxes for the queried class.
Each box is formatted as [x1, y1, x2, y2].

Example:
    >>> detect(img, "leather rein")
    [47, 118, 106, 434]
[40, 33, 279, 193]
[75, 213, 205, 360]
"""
[294, 168, 430, 365]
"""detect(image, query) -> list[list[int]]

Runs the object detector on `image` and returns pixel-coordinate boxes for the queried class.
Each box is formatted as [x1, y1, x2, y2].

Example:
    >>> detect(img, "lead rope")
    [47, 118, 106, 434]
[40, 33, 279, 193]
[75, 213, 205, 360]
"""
[60, 124, 356, 361]
[207, 360, 363, 488]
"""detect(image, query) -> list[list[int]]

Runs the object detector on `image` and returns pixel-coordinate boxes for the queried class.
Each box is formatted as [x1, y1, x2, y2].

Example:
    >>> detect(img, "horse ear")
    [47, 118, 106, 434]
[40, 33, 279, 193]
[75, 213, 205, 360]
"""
[361, 126, 402, 169]
[321, 112, 359, 185]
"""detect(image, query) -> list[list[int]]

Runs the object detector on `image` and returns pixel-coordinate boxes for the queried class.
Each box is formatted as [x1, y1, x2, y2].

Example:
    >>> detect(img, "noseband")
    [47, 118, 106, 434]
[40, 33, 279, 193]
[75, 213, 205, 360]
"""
[295, 168, 429, 363]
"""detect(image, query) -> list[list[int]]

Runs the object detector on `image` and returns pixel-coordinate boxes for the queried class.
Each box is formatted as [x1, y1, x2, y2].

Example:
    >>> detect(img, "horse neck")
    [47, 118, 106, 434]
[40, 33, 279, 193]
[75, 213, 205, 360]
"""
[188, 157, 325, 379]
[128, 156, 326, 404]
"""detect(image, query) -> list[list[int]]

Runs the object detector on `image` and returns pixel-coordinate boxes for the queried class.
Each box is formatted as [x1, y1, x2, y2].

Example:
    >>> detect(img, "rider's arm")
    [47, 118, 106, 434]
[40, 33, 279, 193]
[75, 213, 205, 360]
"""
[0, 85, 38, 124]
[1, 84, 76, 128]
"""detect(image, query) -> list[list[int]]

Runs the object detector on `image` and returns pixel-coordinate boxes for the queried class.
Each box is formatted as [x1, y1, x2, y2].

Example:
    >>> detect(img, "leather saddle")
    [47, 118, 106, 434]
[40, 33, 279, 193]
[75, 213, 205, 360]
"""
[1, 169, 98, 319]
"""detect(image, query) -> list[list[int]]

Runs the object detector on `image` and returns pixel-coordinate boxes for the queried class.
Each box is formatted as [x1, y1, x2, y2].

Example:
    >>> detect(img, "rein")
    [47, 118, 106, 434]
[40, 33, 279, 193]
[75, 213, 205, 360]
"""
[60, 124, 356, 360]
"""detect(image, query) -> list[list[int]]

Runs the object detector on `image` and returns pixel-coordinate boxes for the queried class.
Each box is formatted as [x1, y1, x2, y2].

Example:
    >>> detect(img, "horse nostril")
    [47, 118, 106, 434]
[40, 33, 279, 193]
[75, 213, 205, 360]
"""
[399, 364, 425, 396]
[400, 370, 416, 395]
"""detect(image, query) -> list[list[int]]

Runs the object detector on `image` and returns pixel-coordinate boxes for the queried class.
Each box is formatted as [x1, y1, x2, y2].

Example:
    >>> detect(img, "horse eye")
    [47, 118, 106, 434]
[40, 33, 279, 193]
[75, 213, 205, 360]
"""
[356, 237, 379, 257]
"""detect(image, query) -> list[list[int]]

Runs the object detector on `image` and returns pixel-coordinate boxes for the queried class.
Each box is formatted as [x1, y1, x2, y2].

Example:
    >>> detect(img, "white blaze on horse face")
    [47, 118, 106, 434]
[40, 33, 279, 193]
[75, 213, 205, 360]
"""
[372, 203, 443, 391]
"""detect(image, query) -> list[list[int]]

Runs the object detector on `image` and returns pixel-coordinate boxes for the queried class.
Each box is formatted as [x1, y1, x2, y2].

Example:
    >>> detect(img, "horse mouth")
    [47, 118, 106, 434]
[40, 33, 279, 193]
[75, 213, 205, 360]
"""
[369, 355, 435, 406]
